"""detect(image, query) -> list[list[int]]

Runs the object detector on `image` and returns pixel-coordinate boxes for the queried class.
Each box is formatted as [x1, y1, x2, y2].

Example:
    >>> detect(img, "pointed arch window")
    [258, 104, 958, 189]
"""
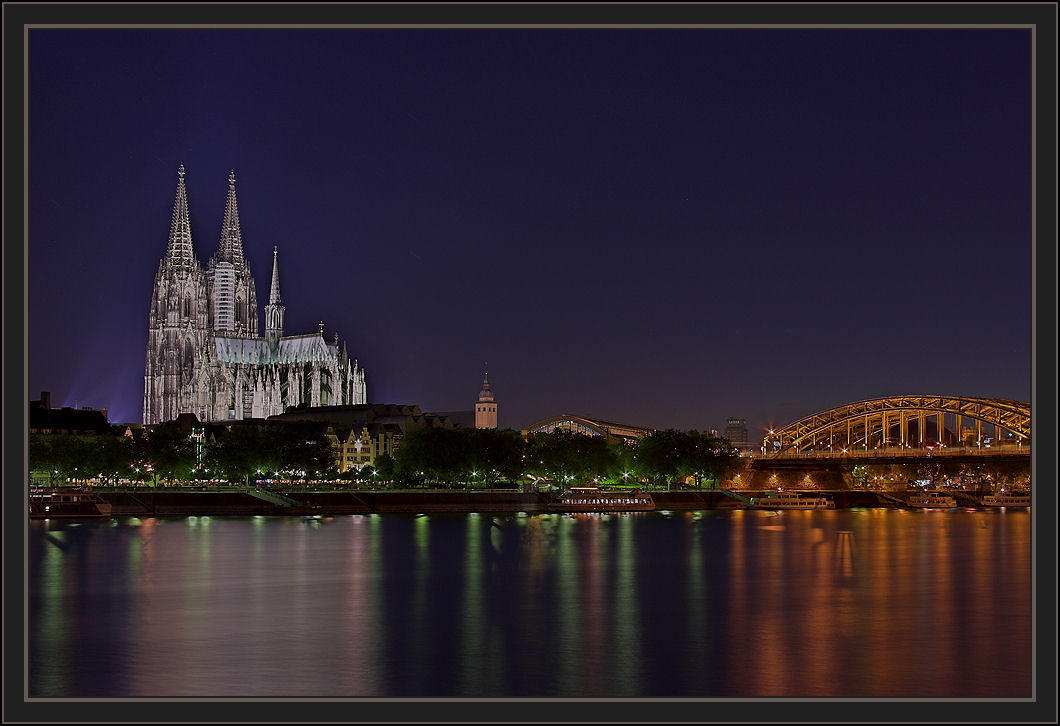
[320, 369, 333, 406]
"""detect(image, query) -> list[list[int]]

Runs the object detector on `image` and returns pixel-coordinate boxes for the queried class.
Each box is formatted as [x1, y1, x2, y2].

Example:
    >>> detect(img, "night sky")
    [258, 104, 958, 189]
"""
[29, 29, 1031, 437]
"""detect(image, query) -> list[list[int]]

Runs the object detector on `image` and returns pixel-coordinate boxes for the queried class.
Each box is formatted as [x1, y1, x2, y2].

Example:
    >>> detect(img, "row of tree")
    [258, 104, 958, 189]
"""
[29, 421, 334, 485]
[30, 424, 742, 489]
[388, 427, 740, 489]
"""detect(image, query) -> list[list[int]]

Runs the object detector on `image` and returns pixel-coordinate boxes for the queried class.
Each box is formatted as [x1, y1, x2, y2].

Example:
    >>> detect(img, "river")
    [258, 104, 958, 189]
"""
[29, 508, 1031, 698]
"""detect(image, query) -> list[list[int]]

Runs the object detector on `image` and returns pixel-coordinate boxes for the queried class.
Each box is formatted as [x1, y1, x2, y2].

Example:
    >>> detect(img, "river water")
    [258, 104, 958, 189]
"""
[29, 509, 1031, 698]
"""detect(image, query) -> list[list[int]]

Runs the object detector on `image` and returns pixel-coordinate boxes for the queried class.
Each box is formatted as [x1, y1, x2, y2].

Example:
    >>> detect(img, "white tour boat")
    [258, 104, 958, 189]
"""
[980, 490, 1030, 507]
[750, 490, 834, 510]
[906, 491, 957, 508]
[549, 486, 655, 512]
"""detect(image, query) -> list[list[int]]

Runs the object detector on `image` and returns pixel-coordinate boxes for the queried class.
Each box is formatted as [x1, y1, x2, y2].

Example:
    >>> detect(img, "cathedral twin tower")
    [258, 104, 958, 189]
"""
[143, 165, 367, 425]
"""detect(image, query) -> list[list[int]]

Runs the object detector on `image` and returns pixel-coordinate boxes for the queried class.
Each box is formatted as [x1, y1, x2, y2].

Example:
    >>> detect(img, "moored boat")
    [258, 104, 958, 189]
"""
[980, 489, 1030, 507]
[549, 486, 655, 512]
[29, 489, 113, 519]
[749, 490, 834, 510]
[906, 491, 956, 508]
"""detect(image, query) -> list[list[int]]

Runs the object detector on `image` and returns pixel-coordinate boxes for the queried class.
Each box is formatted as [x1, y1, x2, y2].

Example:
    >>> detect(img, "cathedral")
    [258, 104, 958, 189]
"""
[143, 164, 367, 425]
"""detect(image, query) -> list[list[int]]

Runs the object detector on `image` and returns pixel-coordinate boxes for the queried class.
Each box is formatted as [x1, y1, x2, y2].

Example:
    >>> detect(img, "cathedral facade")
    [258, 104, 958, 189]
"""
[143, 165, 366, 425]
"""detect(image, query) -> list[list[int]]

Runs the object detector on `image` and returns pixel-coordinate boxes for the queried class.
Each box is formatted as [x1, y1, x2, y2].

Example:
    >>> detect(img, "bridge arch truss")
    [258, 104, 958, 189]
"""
[526, 415, 612, 438]
[762, 395, 1030, 456]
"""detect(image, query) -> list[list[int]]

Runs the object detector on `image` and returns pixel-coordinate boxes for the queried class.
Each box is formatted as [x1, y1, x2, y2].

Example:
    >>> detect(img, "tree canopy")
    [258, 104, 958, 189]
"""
[30, 421, 751, 491]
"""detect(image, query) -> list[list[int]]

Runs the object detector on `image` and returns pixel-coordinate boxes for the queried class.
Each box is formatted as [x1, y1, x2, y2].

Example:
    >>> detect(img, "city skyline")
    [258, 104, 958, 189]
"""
[29, 29, 1031, 433]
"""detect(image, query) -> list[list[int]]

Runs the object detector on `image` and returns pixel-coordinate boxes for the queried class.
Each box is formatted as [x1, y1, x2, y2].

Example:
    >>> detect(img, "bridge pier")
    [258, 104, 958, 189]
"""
[745, 460, 850, 490]
[747, 451, 1029, 491]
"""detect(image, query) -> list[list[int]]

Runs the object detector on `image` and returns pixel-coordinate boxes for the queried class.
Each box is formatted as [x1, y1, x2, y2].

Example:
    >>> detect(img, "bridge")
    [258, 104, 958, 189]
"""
[760, 395, 1030, 459]
[741, 395, 1030, 489]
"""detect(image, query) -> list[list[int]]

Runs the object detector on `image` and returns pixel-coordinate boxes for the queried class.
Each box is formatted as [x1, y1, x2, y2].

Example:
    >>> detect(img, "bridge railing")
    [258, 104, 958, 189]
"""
[759, 444, 1030, 459]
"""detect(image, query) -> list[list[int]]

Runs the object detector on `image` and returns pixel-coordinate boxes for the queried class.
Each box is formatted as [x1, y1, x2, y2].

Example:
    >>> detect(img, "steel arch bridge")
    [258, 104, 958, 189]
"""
[524, 414, 652, 444]
[762, 395, 1030, 457]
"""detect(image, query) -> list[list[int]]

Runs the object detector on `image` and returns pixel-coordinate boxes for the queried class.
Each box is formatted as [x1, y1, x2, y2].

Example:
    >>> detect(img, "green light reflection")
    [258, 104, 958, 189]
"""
[35, 535, 69, 696]
[409, 514, 430, 688]
[460, 514, 486, 694]
[612, 514, 641, 686]
[687, 513, 707, 676]
[555, 515, 578, 694]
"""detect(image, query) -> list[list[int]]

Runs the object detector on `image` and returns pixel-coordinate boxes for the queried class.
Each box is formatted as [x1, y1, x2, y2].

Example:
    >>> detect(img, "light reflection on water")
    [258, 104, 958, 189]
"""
[29, 509, 1030, 698]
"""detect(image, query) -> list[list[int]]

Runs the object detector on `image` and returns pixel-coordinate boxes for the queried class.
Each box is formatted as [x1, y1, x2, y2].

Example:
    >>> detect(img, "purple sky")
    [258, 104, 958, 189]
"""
[29, 29, 1031, 437]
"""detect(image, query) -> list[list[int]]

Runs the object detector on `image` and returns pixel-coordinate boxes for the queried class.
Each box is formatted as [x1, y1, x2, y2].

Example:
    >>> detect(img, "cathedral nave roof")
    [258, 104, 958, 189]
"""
[213, 332, 338, 365]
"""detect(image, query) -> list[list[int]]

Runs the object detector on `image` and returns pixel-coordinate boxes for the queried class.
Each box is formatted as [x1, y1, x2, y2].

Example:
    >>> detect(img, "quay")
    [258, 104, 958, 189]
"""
[25, 488, 999, 518]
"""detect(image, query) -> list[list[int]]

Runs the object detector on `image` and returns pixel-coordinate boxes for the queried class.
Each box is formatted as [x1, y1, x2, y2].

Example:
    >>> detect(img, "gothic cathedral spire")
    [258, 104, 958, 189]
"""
[165, 163, 196, 269]
[144, 164, 210, 425]
[265, 245, 285, 349]
[207, 170, 259, 336]
[217, 170, 246, 267]
[269, 245, 282, 305]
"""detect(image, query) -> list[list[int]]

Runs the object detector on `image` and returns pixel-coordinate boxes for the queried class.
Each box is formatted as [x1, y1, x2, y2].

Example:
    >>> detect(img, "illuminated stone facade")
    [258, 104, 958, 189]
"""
[475, 371, 498, 429]
[143, 165, 367, 424]
[327, 425, 398, 472]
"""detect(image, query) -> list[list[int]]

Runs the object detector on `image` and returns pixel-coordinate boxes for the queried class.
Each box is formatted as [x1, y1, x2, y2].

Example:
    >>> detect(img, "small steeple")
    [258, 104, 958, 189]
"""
[269, 245, 281, 305]
[475, 362, 498, 429]
[164, 163, 196, 269]
[216, 169, 246, 266]
[478, 363, 494, 402]
[265, 244, 285, 349]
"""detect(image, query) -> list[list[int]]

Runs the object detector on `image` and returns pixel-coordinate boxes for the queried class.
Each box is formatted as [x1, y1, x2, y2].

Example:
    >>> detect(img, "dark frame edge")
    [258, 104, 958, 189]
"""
[3, 2, 1057, 724]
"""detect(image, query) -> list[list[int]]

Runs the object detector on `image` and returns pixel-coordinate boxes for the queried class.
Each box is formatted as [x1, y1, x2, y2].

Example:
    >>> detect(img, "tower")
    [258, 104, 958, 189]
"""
[725, 417, 748, 444]
[265, 245, 285, 350]
[475, 367, 498, 429]
[143, 164, 210, 424]
[207, 170, 258, 337]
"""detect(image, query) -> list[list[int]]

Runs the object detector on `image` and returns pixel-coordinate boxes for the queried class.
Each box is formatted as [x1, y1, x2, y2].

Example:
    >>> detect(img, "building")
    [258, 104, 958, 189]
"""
[431, 410, 476, 429]
[725, 417, 748, 444]
[523, 414, 652, 444]
[475, 370, 498, 429]
[30, 391, 110, 435]
[268, 403, 462, 472]
[143, 165, 367, 425]
[325, 425, 401, 473]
